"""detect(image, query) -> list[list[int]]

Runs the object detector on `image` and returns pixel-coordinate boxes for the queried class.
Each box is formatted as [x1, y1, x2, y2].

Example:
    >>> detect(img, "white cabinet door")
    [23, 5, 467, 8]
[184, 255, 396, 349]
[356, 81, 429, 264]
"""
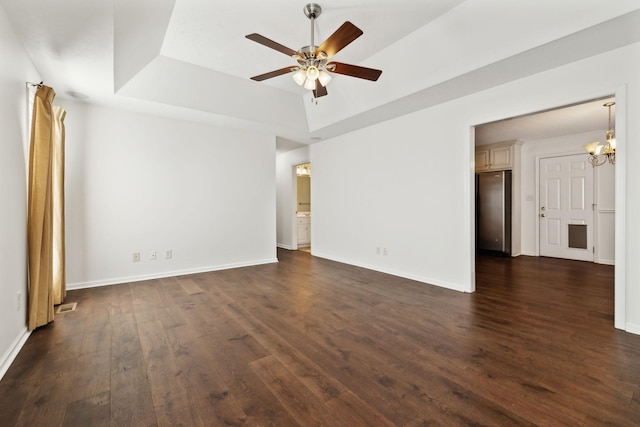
[297, 217, 310, 245]
[490, 146, 512, 169]
[539, 154, 593, 261]
[297, 224, 308, 244]
[475, 144, 514, 171]
[475, 150, 490, 171]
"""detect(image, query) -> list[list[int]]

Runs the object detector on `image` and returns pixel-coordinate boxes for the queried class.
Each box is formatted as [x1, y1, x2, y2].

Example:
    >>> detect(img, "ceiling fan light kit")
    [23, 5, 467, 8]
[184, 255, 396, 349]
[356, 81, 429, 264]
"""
[246, 3, 382, 100]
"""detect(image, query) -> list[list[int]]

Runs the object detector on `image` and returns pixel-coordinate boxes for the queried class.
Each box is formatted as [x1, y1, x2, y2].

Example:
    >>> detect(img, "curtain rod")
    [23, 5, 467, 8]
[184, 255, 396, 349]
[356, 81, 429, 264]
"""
[26, 81, 43, 88]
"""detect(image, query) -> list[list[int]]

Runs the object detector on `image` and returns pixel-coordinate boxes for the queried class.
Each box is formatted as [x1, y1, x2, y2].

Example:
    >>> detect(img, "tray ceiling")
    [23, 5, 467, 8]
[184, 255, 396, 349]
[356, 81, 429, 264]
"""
[2, 0, 639, 144]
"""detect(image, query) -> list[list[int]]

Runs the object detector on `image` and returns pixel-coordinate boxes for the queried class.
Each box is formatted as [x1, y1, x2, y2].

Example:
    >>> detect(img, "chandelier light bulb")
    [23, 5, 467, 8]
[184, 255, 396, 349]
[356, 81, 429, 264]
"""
[584, 142, 600, 156]
[317, 70, 332, 87]
[306, 65, 319, 81]
[292, 68, 307, 86]
[303, 78, 316, 90]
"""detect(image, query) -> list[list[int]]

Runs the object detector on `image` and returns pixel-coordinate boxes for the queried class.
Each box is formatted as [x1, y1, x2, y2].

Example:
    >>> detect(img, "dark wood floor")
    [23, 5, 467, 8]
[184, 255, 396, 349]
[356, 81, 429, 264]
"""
[1, 250, 639, 426]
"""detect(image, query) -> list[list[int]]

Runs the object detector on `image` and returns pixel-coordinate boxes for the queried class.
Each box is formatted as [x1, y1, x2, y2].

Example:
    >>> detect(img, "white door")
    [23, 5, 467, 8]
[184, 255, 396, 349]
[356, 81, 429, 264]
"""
[539, 154, 594, 261]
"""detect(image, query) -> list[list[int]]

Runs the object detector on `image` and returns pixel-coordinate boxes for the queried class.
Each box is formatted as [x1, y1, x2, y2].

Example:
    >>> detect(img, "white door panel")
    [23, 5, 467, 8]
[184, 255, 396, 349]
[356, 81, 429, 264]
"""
[539, 154, 594, 261]
[546, 218, 561, 246]
[570, 176, 585, 210]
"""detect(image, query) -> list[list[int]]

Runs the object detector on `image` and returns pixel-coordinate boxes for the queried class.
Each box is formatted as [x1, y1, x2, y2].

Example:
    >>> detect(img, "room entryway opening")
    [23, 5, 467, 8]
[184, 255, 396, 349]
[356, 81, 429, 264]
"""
[472, 94, 621, 329]
[295, 163, 311, 252]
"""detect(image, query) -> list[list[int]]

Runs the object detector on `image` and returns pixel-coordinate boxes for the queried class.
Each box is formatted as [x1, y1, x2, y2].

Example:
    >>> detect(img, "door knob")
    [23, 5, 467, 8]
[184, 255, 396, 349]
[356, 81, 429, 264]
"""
[540, 213, 545, 218]
[541, 207, 546, 211]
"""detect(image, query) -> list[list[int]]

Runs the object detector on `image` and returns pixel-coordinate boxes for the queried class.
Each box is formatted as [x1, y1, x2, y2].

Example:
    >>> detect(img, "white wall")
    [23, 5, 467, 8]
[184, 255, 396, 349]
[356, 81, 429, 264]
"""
[311, 104, 472, 291]
[276, 145, 310, 250]
[311, 42, 640, 332]
[58, 100, 277, 288]
[594, 158, 616, 264]
[0, 6, 40, 377]
[519, 129, 615, 262]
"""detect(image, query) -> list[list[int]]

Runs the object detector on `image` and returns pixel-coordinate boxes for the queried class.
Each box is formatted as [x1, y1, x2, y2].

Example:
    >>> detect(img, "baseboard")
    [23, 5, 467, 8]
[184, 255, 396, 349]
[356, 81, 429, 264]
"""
[625, 323, 640, 336]
[312, 251, 470, 293]
[519, 250, 538, 256]
[67, 257, 279, 290]
[277, 243, 294, 250]
[0, 327, 30, 381]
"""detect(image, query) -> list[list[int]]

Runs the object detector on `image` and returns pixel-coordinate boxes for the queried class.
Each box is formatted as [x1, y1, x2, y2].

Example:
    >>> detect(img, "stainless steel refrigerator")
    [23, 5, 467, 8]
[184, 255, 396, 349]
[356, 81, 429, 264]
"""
[476, 170, 512, 256]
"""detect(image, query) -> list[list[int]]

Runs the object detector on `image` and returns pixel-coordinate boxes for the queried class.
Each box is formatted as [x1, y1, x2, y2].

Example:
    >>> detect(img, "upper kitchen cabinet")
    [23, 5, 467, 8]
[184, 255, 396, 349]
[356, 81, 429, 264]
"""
[475, 140, 523, 172]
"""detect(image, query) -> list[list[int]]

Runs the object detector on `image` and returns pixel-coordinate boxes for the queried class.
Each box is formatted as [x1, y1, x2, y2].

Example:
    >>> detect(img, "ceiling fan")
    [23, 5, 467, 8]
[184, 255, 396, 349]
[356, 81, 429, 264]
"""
[246, 3, 382, 99]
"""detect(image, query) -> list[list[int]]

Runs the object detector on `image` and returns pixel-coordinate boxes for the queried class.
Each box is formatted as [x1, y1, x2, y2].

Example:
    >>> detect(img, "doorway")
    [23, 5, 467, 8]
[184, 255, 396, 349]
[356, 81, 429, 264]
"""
[295, 163, 311, 252]
[472, 95, 622, 328]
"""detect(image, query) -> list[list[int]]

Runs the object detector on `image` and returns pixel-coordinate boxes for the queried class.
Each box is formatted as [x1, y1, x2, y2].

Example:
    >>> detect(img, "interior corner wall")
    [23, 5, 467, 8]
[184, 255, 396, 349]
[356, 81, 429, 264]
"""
[57, 99, 277, 288]
[310, 42, 640, 332]
[276, 146, 310, 250]
[0, 4, 39, 378]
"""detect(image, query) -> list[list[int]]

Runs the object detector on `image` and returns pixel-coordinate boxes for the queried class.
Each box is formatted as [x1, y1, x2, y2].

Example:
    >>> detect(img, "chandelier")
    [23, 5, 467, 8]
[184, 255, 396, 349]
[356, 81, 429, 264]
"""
[584, 101, 616, 166]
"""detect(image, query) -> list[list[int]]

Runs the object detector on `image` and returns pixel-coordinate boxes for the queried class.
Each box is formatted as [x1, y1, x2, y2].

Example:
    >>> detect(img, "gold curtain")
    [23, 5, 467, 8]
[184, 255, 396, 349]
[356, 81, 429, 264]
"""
[52, 105, 66, 305]
[27, 85, 66, 331]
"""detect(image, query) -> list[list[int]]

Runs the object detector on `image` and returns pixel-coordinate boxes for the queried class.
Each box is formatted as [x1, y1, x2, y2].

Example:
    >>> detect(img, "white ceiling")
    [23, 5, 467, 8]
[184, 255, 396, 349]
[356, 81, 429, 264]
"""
[2, 0, 639, 149]
[475, 97, 616, 146]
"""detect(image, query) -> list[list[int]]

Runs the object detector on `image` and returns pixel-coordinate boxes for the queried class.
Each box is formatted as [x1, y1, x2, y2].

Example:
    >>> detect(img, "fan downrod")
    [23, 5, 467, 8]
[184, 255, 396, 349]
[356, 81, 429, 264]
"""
[304, 3, 322, 20]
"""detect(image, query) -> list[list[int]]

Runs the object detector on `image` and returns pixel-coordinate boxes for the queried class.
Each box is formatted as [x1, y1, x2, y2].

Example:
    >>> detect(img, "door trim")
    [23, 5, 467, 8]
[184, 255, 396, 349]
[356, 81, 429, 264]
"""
[613, 87, 626, 331]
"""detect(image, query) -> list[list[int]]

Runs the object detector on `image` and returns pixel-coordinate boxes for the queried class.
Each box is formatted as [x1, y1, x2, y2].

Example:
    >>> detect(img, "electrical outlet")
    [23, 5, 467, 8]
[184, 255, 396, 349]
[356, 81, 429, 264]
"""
[165, 249, 172, 259]
[383, 247, 388, 256]
[133, 252, 140, 262]
[376, 247, 380, 255]
[16, 291, 21, 311]
[150, 251, 157, 260]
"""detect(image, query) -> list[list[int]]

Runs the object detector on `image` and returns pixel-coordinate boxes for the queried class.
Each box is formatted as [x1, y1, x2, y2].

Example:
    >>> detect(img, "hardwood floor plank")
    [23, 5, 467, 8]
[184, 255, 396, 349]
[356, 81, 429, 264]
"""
[0, 380, 31, 426]
[78, 304, 112, 355]
[14, 355, 77, 426]
[192, 325, 299, 426]
[2, 250, 640, 426]
[110, 313, 157, 427]
[108, 283, 135, 315]
[326, 390, 396, 427]
[169, 336, 250, 426]
[632, 387, 640, 409]
[67, 349, 111, 404]
[209, 344, 300, 425]
[178, 277, 206, 295]
[249, 355, 342, 426]
[136, 319, 205, 426]
[221, 301, 347, 402]
[62, 391, 110, 427]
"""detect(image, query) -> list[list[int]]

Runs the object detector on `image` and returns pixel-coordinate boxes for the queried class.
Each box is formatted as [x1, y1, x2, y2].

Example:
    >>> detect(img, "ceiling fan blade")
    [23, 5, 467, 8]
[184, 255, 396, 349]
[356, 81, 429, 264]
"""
[246, 33, 298, 57]
[250, 67, 297, 82]
[313, 80, 328, 98]
[316, 22, 363, 59]
[328, 62, 382, 81]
